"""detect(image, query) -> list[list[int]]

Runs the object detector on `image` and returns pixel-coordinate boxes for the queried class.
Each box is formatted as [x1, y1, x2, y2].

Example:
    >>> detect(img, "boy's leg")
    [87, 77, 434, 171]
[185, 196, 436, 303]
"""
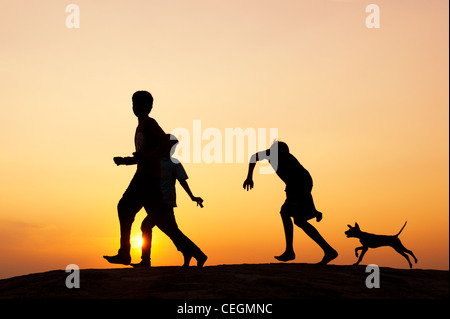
[275, 203, 296, 262]
[294, 219, 338, 264]
[131, 176, 165, 268]
[132, 176, 164, 267]
[155, 207, 207, 267]
[136, 215, 156, 267]
[103, 196, 142, 264]
[104, 175, 144, 265]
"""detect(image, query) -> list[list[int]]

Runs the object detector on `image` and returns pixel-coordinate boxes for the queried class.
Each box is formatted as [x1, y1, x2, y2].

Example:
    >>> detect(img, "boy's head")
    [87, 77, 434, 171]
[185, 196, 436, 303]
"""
[132, 91, 153, 118]
[270, 140, 289, 156]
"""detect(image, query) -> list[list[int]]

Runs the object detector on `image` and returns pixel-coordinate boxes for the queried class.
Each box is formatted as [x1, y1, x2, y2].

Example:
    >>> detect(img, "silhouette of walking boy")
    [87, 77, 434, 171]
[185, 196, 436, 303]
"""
[104, 91, 171, 265]
[243, 141, 338, 264]
[132, 135, 207, 267]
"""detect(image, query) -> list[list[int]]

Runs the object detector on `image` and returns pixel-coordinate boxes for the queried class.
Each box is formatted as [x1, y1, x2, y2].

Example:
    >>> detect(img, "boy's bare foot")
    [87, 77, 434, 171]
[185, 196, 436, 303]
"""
[183, 249, 207, 267]
[196, 253, 208, 267]
[317, 249, 338, 265]
[182, 252, 193, 267]
[103, 253, 131, 265]
[275, 251, 296, 262]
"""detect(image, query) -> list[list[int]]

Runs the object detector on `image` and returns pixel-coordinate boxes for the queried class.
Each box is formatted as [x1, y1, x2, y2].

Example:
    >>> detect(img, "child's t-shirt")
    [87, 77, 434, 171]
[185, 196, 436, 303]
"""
[273, 153, 313, 195]
[135, 117, 168, 177]
[160, 157, 188, 207]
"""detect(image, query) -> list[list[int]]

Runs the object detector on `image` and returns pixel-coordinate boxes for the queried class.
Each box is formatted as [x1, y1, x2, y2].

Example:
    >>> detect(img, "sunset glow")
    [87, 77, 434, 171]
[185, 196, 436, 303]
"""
[0, 0, 448, 279]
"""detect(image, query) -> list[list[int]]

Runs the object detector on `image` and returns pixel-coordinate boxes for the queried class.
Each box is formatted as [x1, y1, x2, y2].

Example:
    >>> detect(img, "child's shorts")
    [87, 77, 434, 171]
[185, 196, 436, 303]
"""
[280, 192, 317, 223]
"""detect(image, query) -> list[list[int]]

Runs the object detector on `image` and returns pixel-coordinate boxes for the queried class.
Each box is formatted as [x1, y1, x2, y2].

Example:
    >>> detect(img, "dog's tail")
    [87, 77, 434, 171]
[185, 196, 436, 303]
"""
[395, 221, 407, 237]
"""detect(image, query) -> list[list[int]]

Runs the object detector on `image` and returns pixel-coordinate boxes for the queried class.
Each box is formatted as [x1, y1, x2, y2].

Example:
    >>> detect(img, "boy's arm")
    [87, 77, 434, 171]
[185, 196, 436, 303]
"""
[114, 156, 138, 166]
[179, 179, 204, 208]
[243, 149, 270, 191]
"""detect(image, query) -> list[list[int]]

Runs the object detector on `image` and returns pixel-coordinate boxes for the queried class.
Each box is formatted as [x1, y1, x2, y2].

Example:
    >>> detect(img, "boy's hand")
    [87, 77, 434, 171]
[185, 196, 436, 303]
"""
[132, 152, 143, 160]
[113, 157, 126, 165]
[192, 197, 204, 208]
[243, 178, 254, 191]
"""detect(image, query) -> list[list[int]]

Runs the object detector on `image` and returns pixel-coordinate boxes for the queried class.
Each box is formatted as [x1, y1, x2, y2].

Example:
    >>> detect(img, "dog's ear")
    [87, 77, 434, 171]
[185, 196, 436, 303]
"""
[347, 224, 352, 229]
[355, 222, 360, 229]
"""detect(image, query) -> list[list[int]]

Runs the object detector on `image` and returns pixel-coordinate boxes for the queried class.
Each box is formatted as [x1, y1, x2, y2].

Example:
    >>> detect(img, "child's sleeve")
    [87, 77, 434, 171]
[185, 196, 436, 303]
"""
[175, 163, 188, 181]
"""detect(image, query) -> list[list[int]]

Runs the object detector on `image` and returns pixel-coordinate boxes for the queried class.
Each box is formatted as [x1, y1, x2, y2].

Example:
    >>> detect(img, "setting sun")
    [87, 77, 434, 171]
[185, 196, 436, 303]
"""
[131, 236, 143, 249]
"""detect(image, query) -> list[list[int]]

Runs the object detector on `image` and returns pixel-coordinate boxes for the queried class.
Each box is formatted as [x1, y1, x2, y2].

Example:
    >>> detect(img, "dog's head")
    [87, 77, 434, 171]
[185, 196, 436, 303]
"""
[345, 223, 362, 238]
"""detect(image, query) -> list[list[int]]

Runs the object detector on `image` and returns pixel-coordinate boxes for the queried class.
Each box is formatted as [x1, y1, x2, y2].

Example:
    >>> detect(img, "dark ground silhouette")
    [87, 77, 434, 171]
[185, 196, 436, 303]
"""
[0, 263, 447, 299]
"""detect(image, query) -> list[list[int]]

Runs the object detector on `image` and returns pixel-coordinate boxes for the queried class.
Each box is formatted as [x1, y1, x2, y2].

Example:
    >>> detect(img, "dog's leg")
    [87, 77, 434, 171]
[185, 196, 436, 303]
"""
[406, 249, 418, 264]
[354, 247, 368, 265]
[393, 245, 413, 268]
[397, 243, 418, 264]
[355, 246, 363, 257]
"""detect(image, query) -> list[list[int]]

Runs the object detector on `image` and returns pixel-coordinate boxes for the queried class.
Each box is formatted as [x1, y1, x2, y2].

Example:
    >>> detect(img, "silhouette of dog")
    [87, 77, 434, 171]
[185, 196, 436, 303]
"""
[345, 222, 418, 268]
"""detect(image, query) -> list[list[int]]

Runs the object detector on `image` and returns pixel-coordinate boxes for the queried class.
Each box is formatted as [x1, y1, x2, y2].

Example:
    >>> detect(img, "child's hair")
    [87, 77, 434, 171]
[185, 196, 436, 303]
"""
[271, 140, 289, 154]
[132, 91, 153, 112]
[167, 134, 179, 157]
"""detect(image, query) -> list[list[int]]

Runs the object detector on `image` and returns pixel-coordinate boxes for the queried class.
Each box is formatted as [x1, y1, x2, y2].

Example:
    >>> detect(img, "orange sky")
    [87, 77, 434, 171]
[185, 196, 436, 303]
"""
[0, 0, 448, 279]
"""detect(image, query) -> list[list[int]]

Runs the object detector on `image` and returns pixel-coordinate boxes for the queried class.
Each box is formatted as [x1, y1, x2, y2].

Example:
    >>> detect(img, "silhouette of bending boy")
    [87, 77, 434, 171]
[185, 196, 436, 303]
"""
[133, 135, 207, 267]
[243, 141, 338, 264]
[104, 91, 171, 265]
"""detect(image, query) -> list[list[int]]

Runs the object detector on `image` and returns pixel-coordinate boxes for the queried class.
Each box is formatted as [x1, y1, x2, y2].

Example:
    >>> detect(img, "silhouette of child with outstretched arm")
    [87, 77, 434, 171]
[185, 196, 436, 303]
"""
[243, 141, 338, 264]
[132, 135, 207, 267]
